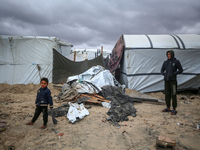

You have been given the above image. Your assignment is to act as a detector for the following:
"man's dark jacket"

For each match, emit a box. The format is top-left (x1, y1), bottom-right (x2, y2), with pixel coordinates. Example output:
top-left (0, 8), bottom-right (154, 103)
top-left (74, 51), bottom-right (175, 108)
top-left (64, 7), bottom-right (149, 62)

top-left (161, 50), bottom-right (183, 81)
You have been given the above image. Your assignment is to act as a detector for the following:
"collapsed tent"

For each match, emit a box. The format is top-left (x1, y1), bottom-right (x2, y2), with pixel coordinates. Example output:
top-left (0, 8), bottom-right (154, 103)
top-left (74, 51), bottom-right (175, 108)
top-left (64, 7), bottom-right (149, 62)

top-left (0, 35), bottom-right (105, 84)
top-left (106, 34), bottom-right (200, 93)
top-left (65, 65), bottom-right (124, 94)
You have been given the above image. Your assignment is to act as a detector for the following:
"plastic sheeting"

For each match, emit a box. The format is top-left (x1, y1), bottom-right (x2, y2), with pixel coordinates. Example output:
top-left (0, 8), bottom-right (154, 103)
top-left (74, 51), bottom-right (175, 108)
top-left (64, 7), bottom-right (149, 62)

top-left (67, 102), bottom-right (89, 124)
top-left (101, 102), bottom-right (111, 108)
top-left (53, 49), bottom-right (105, 84)
top-left (121, 49), bottom-right (200, 92)
top-left (101, 86), bottom-right (138, 123)
top-left (67, 65), bottom-right (123, 93)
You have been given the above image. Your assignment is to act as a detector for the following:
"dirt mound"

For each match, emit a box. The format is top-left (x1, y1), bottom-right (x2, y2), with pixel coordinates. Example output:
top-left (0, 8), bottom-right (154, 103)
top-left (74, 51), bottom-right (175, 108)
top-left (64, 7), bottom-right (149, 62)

top-left (0, 84), bottom-right (40, 94)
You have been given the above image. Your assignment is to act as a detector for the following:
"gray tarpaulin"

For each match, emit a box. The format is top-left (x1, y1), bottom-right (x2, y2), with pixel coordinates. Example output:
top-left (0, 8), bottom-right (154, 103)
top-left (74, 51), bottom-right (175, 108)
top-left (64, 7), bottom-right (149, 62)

top-left (101, 85), bottom-right (141, 123)
top-left (53, 49), bottom-right (105, 84)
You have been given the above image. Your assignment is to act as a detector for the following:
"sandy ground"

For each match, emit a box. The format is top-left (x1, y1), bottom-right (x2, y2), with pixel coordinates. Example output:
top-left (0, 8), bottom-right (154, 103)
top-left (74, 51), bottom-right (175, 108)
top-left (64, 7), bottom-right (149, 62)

top-left (0, 83), bottom-right (200, 150)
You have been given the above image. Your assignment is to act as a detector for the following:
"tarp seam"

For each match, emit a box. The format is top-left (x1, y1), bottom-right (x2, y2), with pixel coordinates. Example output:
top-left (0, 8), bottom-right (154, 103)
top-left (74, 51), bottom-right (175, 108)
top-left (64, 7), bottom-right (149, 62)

top-left (170, 34), bottom-right (180, 49)
top-left (145, 34), bottom-right (153, 48)
top-left (121, 72), bottom-right (200, 76)
top-left (173, 34), bottom-right (186, 49)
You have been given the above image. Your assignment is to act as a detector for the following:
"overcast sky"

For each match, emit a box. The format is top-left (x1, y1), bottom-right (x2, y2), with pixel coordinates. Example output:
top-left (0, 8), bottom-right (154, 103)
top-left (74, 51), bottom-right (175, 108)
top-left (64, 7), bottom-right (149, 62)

top-left (0, 0), bottom-right (200, 50)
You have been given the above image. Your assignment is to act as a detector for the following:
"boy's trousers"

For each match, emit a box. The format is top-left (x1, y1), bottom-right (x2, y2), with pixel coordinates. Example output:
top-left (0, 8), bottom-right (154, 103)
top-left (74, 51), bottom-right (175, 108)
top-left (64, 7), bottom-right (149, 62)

top-left (165, 80), bottom-right (177, 109)
top-left (32, 106), bottom-right (48, 125)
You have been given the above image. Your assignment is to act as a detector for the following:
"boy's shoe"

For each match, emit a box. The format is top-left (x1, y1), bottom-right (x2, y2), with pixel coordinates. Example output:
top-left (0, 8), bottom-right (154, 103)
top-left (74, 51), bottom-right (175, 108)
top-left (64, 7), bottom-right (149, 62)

top-left (162, 108), bottom-right (170, 112)
top-left (40, 125), bottom-right (47, 129)
top-left (26, 121), bottom-right (34, 125)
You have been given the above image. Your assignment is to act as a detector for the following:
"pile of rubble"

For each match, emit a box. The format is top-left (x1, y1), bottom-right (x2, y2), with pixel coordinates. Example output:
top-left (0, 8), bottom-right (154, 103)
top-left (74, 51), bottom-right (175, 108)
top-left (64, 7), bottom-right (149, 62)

top-left (51, 65), bottom-right (162, 125)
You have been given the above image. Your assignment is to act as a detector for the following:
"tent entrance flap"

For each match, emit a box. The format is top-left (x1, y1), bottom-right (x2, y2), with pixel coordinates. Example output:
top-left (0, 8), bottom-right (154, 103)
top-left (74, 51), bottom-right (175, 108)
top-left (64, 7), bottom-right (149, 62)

top-left (106, 35), bottom-right (124, 73)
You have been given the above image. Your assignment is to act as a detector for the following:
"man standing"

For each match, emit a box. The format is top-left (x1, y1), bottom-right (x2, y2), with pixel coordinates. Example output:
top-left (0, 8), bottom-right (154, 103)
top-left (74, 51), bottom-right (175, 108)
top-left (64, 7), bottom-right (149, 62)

top-left (161, 50), bottom-right (183, 115)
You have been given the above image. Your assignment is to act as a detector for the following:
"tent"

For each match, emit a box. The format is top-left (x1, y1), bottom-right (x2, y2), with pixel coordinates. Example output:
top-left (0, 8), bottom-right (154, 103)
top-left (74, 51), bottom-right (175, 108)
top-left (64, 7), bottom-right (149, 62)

top-left (66, 49), bottom-right (111, 62)
top-left (106, 34), bottom-right (200, 93)
top-left (0, 35), bottom-right (104, 84)
top-left (0, 35), bottom-right (74, 84)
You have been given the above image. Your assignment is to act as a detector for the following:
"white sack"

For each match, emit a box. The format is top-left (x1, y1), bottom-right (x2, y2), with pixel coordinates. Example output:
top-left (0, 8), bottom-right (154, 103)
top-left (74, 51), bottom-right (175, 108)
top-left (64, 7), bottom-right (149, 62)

top-left (67, 102), bottom-right (89, 124)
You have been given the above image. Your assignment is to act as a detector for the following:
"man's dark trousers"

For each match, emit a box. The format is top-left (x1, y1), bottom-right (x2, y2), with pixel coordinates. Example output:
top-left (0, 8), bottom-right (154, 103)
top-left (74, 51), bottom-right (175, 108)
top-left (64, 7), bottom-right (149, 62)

top-left (165, 80), bottom-right (177, 109)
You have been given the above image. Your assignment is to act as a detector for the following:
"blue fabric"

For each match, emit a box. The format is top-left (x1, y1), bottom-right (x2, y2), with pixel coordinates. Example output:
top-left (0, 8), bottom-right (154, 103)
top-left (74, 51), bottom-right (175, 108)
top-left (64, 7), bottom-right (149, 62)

top-left (171, 110), bottom-right (177, 115)
top-left (163, 108), bottom-right (170, 112)
top-left (35, 87), bottom-right (53, 108)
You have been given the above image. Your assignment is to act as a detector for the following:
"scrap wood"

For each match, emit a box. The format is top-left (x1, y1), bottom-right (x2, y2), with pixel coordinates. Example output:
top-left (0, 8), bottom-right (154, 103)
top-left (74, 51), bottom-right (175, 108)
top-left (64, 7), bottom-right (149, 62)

top-left (85, 99), bottom-right (101, 104)
top-left (73, 94), bottom-right (82, 101)
top-left (81, 94), bottom-right (110, 103)
top-left (137, 100), bottom-right (164, 105)
top-left (81, 94), bottom-right (104, 99)
top-left (90, 94), bottom-right (106, 100)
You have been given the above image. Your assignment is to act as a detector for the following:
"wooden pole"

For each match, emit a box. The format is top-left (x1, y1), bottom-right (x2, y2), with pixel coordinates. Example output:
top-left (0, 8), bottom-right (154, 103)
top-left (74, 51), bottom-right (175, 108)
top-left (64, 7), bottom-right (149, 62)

top-left (74, 51), bottom-right (76, 62)
top-left (101, 46), bottom-right (103, 54)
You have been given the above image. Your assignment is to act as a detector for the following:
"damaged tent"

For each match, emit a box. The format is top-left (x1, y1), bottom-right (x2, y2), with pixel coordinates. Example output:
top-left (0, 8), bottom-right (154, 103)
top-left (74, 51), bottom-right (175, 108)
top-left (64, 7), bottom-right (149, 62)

top-left (0, 35), bottom-right (105, 84)
top-left (53, 50), bottom-right (105, 84)
top-left (106, 34), bottom-right (200, 93)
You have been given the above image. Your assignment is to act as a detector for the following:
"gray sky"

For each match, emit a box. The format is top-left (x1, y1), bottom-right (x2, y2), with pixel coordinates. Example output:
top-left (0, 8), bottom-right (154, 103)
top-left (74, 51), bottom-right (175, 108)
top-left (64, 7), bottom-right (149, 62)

top-left (0, 0), bottom-right (200, 50)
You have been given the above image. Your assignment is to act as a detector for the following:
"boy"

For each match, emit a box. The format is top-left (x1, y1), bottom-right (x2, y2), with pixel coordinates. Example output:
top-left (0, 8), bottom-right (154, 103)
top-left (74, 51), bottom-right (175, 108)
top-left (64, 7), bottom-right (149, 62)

top-left (161, 50), bottom-right (183, 115)
top-left (26, 77), bottom-right (53, 129)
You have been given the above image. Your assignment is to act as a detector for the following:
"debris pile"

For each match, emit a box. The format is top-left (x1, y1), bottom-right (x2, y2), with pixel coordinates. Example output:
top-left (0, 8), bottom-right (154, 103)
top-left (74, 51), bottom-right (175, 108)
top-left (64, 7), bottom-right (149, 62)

top-left (52, 65), bottom-right (162, 125)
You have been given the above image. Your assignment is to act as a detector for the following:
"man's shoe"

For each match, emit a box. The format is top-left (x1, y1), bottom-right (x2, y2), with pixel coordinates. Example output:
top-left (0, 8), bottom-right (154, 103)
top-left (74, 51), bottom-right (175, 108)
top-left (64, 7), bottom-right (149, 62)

top-left (40, 125), bottom-right (47, 129)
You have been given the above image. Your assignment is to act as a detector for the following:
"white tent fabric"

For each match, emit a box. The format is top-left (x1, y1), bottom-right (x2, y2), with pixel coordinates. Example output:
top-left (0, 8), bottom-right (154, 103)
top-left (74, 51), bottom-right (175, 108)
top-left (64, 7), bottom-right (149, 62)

top-left (123, 34), bottom-right (200, 49)
top-left (120, 34), bottom-right (200, 92)
top-left (67, 65), bottom-right (105, 83)
top-left (67, 65), bottom-right (123, 93)
top-left (0, 36), bottom-right (72, 84)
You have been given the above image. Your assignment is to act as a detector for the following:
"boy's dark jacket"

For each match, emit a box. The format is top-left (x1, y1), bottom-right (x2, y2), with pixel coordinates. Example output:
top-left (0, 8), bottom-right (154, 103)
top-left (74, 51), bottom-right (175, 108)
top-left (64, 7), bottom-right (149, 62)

top-left (161, 50), bottom-right (183, 81)
top-left (35, 87), bottom-right (53, 108)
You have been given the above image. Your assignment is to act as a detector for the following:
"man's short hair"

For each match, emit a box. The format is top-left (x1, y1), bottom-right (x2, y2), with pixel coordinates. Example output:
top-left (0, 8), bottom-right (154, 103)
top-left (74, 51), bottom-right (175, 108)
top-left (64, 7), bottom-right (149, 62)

top-left (41, 77), bottom-right (49, 84)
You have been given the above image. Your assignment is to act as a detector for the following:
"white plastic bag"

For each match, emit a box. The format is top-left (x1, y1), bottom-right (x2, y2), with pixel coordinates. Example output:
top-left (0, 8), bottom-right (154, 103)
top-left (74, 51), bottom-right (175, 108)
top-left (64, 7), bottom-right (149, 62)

top-left (67, 102), bottom-right (89, 123)
top-left (101, 102), bottom-right (111, 109)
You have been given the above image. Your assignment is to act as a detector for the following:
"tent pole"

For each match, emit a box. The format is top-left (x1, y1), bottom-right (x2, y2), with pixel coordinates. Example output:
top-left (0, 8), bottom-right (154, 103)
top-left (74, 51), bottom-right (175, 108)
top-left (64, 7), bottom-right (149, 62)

top-left (74, 51), bottom-right (76, 62)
